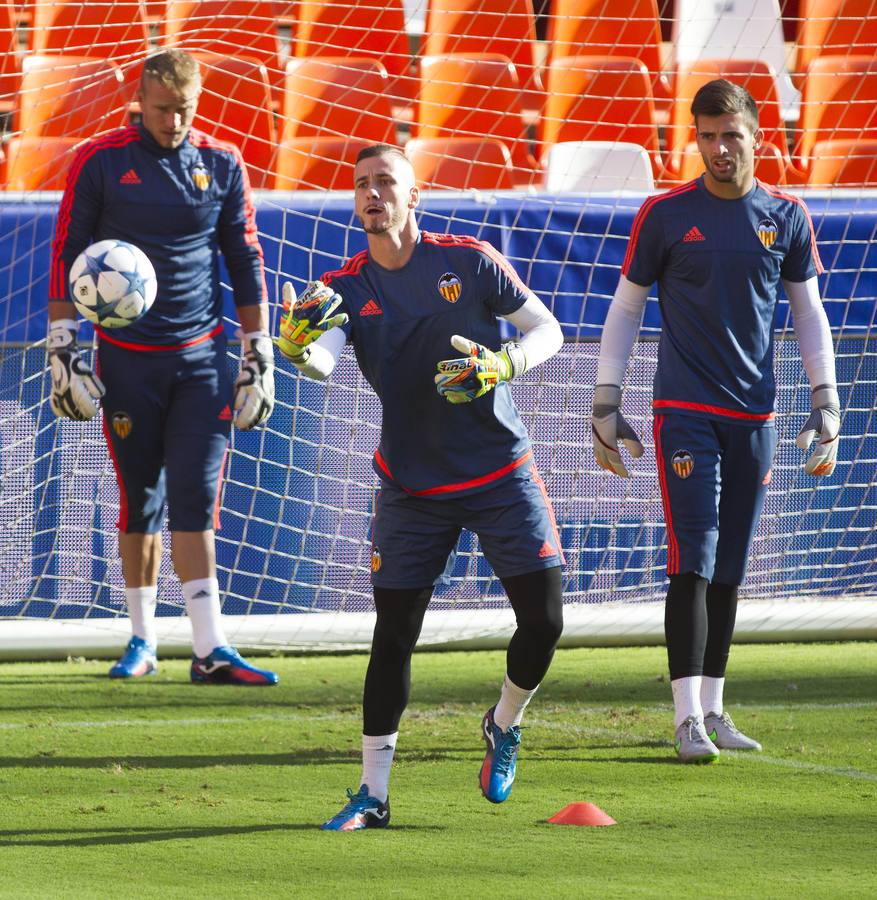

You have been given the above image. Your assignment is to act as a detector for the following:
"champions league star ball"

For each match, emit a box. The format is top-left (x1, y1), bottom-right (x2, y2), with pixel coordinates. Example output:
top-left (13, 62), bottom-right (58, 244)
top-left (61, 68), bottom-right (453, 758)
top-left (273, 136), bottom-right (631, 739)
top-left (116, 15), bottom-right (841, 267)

top-left (68, 239), bottom-right (157, 328)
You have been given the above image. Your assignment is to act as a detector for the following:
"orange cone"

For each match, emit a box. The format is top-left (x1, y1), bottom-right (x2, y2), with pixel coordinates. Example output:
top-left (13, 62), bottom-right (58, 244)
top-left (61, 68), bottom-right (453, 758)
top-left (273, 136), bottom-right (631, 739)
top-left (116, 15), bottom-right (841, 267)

top-left (548, 802), bottom-right (617, 826)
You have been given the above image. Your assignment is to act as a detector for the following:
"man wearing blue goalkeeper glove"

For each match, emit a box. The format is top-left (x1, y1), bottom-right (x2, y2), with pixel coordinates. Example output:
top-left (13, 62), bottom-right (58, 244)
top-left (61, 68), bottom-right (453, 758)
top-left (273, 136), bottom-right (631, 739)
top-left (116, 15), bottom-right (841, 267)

top-left (280, 144), bottom-right (565, 831)
top-left (595, 80), bottom-right (839, 763)
top-left (47, 50), bottom-right (277, 687)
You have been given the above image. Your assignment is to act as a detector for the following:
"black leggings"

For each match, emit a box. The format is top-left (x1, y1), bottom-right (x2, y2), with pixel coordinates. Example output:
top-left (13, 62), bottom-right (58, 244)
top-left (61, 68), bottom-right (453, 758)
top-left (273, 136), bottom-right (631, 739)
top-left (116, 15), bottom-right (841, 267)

top-left (664, 573), bottom-right (739, 679)
top-left (363, 566), bottom-right (564, 736)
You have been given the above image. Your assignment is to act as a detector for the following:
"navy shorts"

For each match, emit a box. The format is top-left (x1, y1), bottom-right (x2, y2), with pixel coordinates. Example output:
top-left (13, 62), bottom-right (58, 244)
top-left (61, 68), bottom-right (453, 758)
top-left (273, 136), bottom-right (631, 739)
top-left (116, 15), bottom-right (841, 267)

top-left (653, 412), bottom-right (778, 586)
top-left (370, 463), bottom-right (564, 589)
top-left (98, 336), bottom-right (232, 534)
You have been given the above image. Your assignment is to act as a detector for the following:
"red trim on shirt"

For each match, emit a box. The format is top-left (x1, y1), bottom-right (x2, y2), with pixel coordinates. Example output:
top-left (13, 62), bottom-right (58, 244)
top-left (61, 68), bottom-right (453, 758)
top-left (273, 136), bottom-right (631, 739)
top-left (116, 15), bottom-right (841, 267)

top-left (622, 181), bottom-right (699, 276)
top-left (51, 127), bottom-right (141, 299)
top-left (756, 179), bottom-right (824, 275)
top-left (422, 231), bottom-right (530, 294)
top-left (97, 322), bottom-right (224, 352)
top-left (323, 250), bottom-right (369, 284)
top-left (374, 449), bottom-right (534, 496)
top-left (653, 414), bottom-right (678, 574)
top-left (652, 399), bottom-right (776, 421)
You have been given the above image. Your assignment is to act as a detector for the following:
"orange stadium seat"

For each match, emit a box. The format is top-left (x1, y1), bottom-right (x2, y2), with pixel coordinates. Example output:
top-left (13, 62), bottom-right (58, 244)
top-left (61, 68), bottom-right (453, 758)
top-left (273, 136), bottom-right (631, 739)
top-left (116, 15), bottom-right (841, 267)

top-left (796, 1), bottom-right (877, 76)
top-left (422, 0), bottom-right (543, 111)
top-left (4, 136), bottom-right (81, 190)
top-left (31, 0), bottom-right (150, 67)
top-left (807, 139), bottom-right (877, 187)
top-left (192, 53), bottom-right (277, 189)
top-left (163, 1), bottom-right (284, 97)
top-left (17, 55), bottom-right (129, 139)
top-left (0, 0), bottom-right (18, 113)
top-left (539, 56), bottom-right (661, 175)
top-left (415, 54), bottom-right (537, 183)
top-left (405, 137), bottom-right (515, 189)
top-left (546, 0), bottom-right (671, 106)
top-left (293, 0), bottom-right (415, 106)
top-left (666, 59), bottom-right (793, 177)
top-left (281, 58), bottom-right (397, 145)
top-left (796, 55), bottom-right (877, 168)
top-left (676, 139), bottom-right (788, 185)
top-left (274, 136), bottom-right (372, 190)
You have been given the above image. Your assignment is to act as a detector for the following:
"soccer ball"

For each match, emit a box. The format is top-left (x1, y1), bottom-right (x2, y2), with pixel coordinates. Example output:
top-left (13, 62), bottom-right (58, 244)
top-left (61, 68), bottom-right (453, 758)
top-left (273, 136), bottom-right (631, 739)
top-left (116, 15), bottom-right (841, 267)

top-left (68, 239), bottom-right (157, 329)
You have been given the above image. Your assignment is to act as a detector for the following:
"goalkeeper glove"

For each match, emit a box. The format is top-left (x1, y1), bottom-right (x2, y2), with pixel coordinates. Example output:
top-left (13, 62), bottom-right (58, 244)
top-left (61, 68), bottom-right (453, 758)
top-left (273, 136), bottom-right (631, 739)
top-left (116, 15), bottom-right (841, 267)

top-left (591, 383), bottom-right (644, 478)
top-left (47, 319), bottom-right (105, 421)
top-left (435, 334), bottom-right (526, 404)
top-left (233, 332), bottom-right (275, 430)
top-left (276, 280), bottom-right (349, 363)
top-left (796, 384), bottom-right (840, 477)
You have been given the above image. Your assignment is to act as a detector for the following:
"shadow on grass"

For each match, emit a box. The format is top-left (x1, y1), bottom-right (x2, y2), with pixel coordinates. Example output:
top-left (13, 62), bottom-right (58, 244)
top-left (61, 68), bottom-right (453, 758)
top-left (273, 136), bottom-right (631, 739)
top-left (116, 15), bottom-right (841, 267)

top-left (0, 822), bottom-right (443, 846)
top-left (0, 748), bottom-right (362, 768)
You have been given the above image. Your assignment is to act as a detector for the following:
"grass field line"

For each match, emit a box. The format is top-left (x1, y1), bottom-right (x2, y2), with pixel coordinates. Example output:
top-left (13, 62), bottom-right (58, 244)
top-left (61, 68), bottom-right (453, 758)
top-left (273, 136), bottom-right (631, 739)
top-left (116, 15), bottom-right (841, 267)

top-left (722, 752), bottom-right (877, 782)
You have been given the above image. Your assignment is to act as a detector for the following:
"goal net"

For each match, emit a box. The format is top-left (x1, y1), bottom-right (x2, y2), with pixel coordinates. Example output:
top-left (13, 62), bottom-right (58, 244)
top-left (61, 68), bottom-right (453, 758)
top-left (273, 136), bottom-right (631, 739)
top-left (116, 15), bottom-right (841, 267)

top-left (1, 0), bottom-right (876, 657)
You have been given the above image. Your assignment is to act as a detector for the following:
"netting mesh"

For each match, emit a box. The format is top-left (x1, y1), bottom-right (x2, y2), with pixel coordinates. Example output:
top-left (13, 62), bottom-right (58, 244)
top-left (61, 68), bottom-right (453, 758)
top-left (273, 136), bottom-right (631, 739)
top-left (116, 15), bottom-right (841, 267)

top-left (1, 1), bottom-right (876, 649)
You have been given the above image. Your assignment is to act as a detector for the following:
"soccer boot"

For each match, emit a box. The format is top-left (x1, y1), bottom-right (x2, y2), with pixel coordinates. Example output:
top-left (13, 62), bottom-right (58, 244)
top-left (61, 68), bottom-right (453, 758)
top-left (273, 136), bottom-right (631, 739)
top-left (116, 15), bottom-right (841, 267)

top-left (320, 785), bottom-right (390, 831)
top-left (190, 645), bottom-right (279, 685)
top-left (479, 706), bottom-right (522, 803)
top-left (108, 636), bottom-right (157, 679)
top-left (674, 715), bottom-right (720, 764)
top-left (704, 711), bottom-right (762, 751)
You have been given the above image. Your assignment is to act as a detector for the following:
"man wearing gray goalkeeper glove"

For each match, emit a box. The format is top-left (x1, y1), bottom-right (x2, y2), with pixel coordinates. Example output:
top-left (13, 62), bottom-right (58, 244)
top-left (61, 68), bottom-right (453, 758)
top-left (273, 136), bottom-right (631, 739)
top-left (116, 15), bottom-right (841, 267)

top-left (595, 81), bottom-right (840, 764)
top-left (47, 319), bottom-right (106, 421)
top-left (233, 332), bottom-right (275, 430)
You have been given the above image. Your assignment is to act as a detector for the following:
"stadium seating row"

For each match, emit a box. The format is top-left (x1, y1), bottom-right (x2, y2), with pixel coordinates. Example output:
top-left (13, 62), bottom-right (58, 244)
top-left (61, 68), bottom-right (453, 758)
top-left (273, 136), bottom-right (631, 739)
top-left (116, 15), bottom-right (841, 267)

top-left (2, 49), bottom-right (875, 190)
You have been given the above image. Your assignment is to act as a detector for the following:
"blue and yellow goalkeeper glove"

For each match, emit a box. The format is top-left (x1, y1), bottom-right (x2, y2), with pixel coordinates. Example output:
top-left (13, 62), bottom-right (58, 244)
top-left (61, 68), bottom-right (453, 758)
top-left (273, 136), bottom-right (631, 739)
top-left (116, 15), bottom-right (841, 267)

top-left (435, 334), bottom-right (526, 404)
top-left (276, 280), bottom-right (348, 363)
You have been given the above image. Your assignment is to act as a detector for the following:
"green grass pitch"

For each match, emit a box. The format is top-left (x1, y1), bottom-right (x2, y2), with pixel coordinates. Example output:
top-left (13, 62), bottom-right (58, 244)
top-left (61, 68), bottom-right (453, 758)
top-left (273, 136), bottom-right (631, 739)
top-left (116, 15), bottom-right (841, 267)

top-left (0, 642), bottom-right (874, 898)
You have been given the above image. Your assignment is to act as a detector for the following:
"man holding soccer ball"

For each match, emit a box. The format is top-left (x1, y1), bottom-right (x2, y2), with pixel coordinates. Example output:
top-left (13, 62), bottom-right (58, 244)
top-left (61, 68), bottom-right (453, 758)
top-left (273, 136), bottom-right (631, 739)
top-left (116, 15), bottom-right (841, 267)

top-left (47, 49), bottom-right (278, 685)
top-left (277, 144), bottom-right (565, 829)
top-left (592, 80), bottom-right (839, 762)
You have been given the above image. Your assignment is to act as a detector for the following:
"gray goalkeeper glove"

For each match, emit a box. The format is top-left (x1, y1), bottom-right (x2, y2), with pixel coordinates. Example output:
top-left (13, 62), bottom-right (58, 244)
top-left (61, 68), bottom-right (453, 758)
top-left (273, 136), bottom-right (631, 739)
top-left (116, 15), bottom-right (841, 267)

top-left (234, 333), bottom-right (275, 430)
top-left (47, 319), bottom-right (105, 421)
top-left (591, 383), bottom-right (644, 478)
top-left (796, 384), bottom-right (840, 477)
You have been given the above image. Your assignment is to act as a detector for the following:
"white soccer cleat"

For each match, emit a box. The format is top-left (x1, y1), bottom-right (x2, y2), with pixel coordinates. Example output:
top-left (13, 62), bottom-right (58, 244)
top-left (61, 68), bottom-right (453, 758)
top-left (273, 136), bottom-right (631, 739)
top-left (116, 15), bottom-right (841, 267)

top-left (704, 711), bottom-right (762, 751)
top-left (674, 715), bottom-right (720, 764)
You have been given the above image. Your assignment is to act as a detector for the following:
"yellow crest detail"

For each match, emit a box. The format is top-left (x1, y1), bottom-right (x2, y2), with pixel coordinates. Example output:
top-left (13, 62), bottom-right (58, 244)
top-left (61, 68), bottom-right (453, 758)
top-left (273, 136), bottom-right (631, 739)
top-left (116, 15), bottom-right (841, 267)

top-left (671, 449), bottom-right (694, 479)
top-left (438, 272), bottom-right (462, 303)
top-left (192, 165), bottom-right (211, 190)
top-left (371, 547), bottom-right (382, 573)
top-left (756, 218), bottom-right (778, 249)
top-left (112, 412), bottom-right (132, 439)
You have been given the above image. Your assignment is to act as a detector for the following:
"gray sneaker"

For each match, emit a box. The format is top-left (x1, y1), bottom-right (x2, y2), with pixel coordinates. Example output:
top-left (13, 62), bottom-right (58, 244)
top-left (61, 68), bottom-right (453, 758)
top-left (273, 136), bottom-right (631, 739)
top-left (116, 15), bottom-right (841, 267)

top-left (704, 711), bottom-right (762, 751)
top-left (674, 715), bottom-right (720, 764)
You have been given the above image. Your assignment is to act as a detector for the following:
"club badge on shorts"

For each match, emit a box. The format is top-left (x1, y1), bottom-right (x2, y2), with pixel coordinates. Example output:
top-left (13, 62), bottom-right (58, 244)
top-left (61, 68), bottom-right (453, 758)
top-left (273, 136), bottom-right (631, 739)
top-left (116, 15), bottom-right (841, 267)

top-left (756, 218), bottom-right (778, 249)
top-left (191, 163), bottom-right (211, 191)
top-left (111, 411), bottom-right (132, 439)
top-left (671, 449), bottom-right (694, 479)
top-left (437, 272), bottom-right (462, 303)
top-left (371, 546), bottom-right (382, 573)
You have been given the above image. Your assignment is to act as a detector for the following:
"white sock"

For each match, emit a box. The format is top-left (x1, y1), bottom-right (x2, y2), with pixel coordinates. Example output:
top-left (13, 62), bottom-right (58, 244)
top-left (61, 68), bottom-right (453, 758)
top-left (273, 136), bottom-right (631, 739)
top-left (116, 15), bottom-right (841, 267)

top-left (125, 585), bottom-right (158, 649)
top-left (671, 676), bottom-right (704, 728)
top-left (494, 674), bottom-right (538, 732)
top-left (182, 577), bottom-right (228, 658)
top-left (360, 732), bottom-right (398, 803)
top-left (701, 676), bottom-right (725, 717)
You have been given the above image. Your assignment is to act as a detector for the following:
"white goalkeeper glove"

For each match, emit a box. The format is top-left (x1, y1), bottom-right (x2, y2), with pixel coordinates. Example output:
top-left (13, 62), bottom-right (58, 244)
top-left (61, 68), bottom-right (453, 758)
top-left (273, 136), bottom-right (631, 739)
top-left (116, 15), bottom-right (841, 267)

top-left (234, 332), bottom-right (275, 430)
top-left (796, 384), bottom-right (840, 477)
top-left (435, 335), bottom-right (526, 404)
top-left (276, 280), bottom-right (349, 364)
top-left (591, 383), bottom-right (644, 478)
top-left (47, 319), bottom-right (105, 421)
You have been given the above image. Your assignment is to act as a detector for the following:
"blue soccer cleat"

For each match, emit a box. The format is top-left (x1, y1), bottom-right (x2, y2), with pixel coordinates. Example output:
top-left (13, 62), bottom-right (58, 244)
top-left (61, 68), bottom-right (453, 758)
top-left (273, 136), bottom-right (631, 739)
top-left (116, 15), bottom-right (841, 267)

top-left (109, 636), bottom-right (157, 679)
top-left (480, 706), bottom-right (522, 803)
top-left (190, 645), bottom-right (278, 685)
top-left (320, 785), bottom-right (390, 832)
